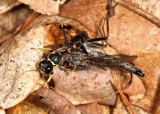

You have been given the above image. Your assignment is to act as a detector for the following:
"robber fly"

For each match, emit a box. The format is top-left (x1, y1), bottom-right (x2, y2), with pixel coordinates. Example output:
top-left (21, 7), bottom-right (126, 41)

top-left (63, 51), bottom-right (144, 77)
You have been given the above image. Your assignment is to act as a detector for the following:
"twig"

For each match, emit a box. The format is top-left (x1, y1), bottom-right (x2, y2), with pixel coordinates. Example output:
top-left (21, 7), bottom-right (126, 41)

top-left (113, 78), bottom-right (135, 114)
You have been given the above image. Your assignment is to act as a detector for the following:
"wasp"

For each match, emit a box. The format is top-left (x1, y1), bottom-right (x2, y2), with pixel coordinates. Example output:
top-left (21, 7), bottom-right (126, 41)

top-left (38, 30), bottom-right (108, 82)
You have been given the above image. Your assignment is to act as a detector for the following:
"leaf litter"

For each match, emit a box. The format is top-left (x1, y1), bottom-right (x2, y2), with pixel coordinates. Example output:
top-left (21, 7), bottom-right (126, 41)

top-left (30, 87), bottom-right (80, 114)
top-left (59, 0), bottom-right (160, 113)
top-left (0, 14), bottom-right (44, 109)
top-left (1, 0), bottom-right (159, 113)
top-left (18, 0), bottom-right (67, 15)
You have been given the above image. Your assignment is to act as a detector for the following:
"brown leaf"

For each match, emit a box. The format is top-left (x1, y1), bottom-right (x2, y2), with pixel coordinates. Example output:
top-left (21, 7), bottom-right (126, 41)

top-left (6, 87), bottom-right (79, 114)
top-left (134, 53), bottom-right (160, 113)
top-left (0, 16), bottom-right (44, 109)
top-left (107, 6), bottom-right (160, 55)
top-left (76, 103), bottom-right (110, 114)
top-left (34, 87), bottom-right (80, 114)
top-left (155, 104), bottom-right (160, 114)
top-left (113, 0), bottom-right (160, 27)
top-left (0, 108), bottom-right (5, 114)
top-left (6, 98), bottom-right (50, 114)
top-left (123, 75), bottom-right (145, 103)
top-left (115, 0), bottom-right (160, 19)
top-left (60, 0), bottom-right (160, 54)
top-left (114, 96), bottom-right (150, 114)
top-left (53, 66), bottom-right (117, 106)
top-left (113, 53), bottom-right (160, 113)
top-left (0, 0), bottom-right (21, 15)
top-left (60, 0), bottom-right (107, 34)
top-left (0, 5), bottom-right (32, 39)
top-left (18, 0), bottom-right (66, 15)
top-left (60, 1), bottom-right (159, 112)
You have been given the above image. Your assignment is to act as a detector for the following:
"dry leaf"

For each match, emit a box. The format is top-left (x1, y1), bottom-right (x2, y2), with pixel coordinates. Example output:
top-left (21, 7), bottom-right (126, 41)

top-left (1, 0), bottom-right (158, 112)
top-left (0, 15), bottom-right (44, 109)
top-left (112, 53), bottom-right (160, 113)
top-left (76, 103), bottom-right (110, 114)
top-left (60, 0), bottom-right (160, 54)
top-left (60, 0), bottom-right (107, 34)
top-left (114, 0), bottom-right (160, 19)
top-left (114, 97), bottom-right (149, 114)
top-left (60, 0), bottom-right (159, 113)
top-left (113, 0), bottom-right (160, 27)
top-left (155, 104), bottom-right (160, 114)
top-left (6, 98), bottom-right (50, 114)
top-left (0, 108), bottom-right (5, 114)
top-left (134, 53), bottom-right (160, 113)
top-left (123, 75), bottom-right (145, 103)
top-left (18, 0), bottom-right (66, 15)
top-left (53, 66), bottom-right (117, 106)
top-left (0, 5), bottom-right (32, 39)
top-left (107, 6), bottom-right (160, 55)
top-left (7, 87), bottom-right (81, 114)
top-left (0, 0), bottom-right (21, 15)
top-left (34, 87), bottom-right (80, 114)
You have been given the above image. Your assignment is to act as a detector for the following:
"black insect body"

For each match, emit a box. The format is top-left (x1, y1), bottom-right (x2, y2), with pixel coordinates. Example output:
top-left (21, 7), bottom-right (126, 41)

top-left (57, 31), bottom-right (107, 54)
top-left (56, 31), bottom-right (89, 54)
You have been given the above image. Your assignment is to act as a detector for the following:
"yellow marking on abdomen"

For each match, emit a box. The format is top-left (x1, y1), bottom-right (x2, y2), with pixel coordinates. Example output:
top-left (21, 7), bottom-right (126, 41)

top-left (73, 45), bottom-right (77, 49)
top-left (67, 49), bottom-right (71, 53)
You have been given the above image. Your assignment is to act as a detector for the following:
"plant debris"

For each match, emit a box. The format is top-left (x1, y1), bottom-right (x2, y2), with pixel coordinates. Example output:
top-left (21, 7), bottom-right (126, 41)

top-left (0, 0), bottom-right (160, 113)
top-left (18, 0), bottom-right (67, 15)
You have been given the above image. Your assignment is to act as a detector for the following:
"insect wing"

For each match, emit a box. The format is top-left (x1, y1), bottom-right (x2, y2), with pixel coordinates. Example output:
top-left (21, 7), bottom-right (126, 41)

top-left (103, 54), bottom-right (138, 63)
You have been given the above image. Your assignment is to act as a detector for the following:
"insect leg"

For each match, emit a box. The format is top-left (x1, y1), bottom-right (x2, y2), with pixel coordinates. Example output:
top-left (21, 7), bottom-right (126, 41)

top-left (62, 27), bottom-right (73, 41)
top-left (63, 61), bottom-right (77, 70)
top-left (87, 37), bottom-right (107, 42)
top-left (82, 43), bottom-right (107, 57)
top-left (47, 73), bottom-right (53, 83)
top-left (105, 0), bottom-right (119, 37)
top-left (60, 24), bottom-right (68, 43)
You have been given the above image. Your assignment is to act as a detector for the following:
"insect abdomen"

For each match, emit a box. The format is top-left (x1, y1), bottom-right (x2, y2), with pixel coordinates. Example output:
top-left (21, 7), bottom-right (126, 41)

top-left (119, 63), bottom-right (144, 77)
